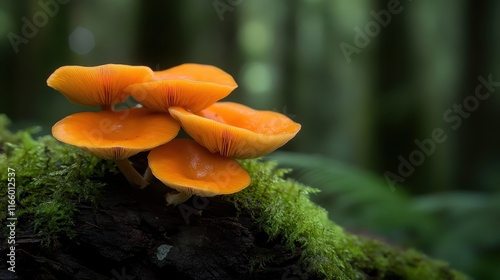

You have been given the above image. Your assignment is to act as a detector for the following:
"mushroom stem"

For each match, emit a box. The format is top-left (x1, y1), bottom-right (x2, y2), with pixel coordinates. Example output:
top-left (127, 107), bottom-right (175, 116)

top-left (101, 104), bottom-right (113, 111)
top-left (143, 167), bottom-right (154, 183)
top-left (165, 192), bottom-right (193, 205)
top-left (115, 159), bottom-right (149, 189)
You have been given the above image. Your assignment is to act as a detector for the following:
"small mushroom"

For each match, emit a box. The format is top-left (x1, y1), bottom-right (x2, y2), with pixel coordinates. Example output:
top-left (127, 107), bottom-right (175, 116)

top-left (124, 63), bottom-right (237, 113)
top-left (52, 107), bottom-right (180, 188)
top-left (47, 64), bottom-right (154, 110)
top-left (168, 102), bottom-right (301, 159)
top-left (148, 138), bottom-right (251, 205)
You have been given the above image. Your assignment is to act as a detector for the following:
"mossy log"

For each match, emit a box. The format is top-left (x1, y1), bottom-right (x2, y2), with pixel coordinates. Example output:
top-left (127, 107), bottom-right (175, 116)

top-left (0, 117), bottom-right (469, 280)
top-left (1, 178), bottom-right (310, 280)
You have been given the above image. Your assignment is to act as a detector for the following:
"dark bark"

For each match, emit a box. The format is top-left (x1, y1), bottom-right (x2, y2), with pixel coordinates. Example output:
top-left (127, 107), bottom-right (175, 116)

top-left (1, 174), bottom-right (315, 280)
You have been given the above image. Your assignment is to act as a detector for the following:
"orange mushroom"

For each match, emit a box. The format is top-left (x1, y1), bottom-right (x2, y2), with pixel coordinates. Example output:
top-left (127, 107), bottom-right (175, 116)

top-left (47, 64), bottom-right (154, 110)
top-left (148, 139), bottom-right (251, 205)
top-left (124, 63), bottom-right (237, 113)
top-left (52, 107), bottom-right (180, 188)
top-left (168, 102), bottom-right (301, 159)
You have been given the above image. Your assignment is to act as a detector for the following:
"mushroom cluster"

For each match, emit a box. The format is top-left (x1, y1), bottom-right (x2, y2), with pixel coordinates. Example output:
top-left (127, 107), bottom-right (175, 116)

top-left (48, 63), bottom-right (301, 205)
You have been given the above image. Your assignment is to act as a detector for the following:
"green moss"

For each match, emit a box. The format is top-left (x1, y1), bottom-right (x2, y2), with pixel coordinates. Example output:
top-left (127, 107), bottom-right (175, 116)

top-left (0, 115), bottom-right (115, 245)
top-left (0, 115), bottom-right (469, 279)
top-left (228, 159), bottom-right (470, 280)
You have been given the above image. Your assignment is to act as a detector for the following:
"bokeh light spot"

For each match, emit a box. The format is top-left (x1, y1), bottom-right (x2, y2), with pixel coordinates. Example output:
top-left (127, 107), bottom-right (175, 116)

top-left (68, 27), bottom-right (95, 55)
top-left (241, 62), bottom-right (275, 96)
top-left (239, 20), bottom-right (270, 56)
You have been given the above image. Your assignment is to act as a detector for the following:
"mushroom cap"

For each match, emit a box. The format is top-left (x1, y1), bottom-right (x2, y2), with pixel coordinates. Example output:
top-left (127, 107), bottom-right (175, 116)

top-left (148, 139), bottom-right (251, 196)
top-left (52, 107), bottom-right (180, 160)
top-left (168, 102), bottom-right (301, 159)
top-left (47, 64), bottom-right (154, 108)
top-left (124, 63), bottom-right (237, 113)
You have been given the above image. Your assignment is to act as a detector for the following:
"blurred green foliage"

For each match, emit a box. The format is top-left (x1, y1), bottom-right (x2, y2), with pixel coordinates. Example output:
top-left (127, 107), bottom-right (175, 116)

top-left (270, 152), bottom-right (500, 280)
top-left (1, 0), bottom-right (499, 279)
